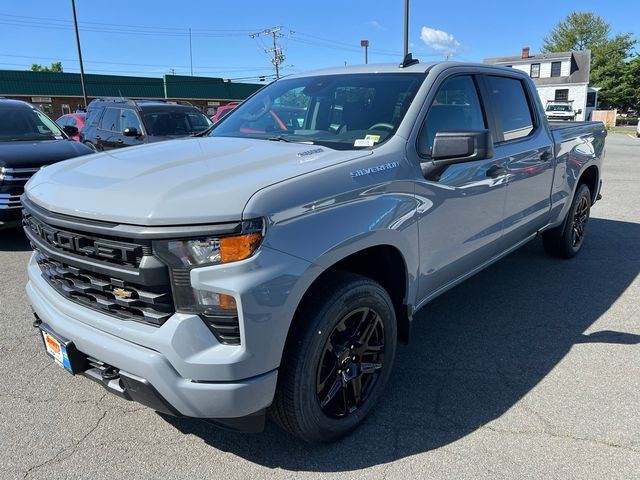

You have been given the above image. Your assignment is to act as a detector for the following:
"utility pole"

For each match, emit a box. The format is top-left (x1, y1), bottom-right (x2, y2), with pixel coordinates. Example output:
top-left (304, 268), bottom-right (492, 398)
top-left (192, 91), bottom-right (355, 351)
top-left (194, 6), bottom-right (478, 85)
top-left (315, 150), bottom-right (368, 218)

top-left (189, 28), bottom-right (193, 76)
top-left (403, 0), bottom-right (409, 56)
top-left (70, 0), bottom-right (88, 109)
top-left (360, 40), bottom-right (369, 64)
top-left (250, 27), bottom-right (285, 80)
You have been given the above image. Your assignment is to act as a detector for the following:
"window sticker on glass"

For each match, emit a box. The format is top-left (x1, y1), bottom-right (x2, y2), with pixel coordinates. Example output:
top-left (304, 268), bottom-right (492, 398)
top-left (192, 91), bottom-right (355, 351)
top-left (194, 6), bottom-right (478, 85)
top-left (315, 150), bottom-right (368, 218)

top-left (354, 138), bottom-right (375, 147)
top-left (365, 134), bottom-right (381, 143)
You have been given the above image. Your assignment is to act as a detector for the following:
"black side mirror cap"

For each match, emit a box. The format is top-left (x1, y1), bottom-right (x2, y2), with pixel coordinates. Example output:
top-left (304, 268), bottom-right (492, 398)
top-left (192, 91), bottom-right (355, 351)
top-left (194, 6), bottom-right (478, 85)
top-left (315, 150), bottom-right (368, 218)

top-left (62, 125), bottom-right (79, 137)
top-left (430, 130), bottom-right (493, 166)
top-left (123, 127), bottom-right (140, 137)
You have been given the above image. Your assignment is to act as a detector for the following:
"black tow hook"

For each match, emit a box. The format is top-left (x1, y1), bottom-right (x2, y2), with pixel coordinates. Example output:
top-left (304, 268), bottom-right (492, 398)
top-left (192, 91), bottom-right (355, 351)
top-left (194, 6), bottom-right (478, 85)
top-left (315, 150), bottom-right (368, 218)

top-left (101, 366), bottom-right (120, 381)
top-left (32, 311), bottom-right (42, 328)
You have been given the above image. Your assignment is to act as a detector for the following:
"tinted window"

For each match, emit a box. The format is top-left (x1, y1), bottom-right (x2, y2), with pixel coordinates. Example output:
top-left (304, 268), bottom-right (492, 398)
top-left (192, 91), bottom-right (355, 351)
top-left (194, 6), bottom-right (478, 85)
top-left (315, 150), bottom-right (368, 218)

top-left (142, 109), bottom-right (211, 136)
top-left (120, 109), bottom-right (141, 131)
top-left (100, 108), bottom-right (120, 131)
top-left (551, 62), bottom-right (562, 77)
top-left (486, 76), bottom-right (534, 141)
top-left (418, 75), bottom-right (486, 156)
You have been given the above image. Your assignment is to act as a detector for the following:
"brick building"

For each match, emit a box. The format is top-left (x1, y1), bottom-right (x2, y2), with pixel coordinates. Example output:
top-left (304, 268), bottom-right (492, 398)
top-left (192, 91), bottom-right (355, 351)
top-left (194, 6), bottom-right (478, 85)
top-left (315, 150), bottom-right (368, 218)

top-left (0, 70), bottom-right (264, 118)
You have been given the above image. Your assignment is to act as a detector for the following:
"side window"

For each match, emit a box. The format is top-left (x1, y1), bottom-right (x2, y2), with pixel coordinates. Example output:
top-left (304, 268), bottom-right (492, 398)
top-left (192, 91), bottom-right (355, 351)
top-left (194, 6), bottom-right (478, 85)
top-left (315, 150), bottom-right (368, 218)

top-left (120, 109), bottom-right (142, 131)
top-left (99, 108), bottom-right (120, 132)
top-left (418, 75), bottom-right (485, 156)
top-left (486, 76), bottom-right (534, 142)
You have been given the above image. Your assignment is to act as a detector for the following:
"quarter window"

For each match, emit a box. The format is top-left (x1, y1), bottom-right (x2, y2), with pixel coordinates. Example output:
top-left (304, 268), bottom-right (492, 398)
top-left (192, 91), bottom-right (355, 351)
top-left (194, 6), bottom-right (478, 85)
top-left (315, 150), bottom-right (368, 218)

top-left (486, 76), bottom-right (534, 142)
top-left (418, 75), bottom-right (486, 156)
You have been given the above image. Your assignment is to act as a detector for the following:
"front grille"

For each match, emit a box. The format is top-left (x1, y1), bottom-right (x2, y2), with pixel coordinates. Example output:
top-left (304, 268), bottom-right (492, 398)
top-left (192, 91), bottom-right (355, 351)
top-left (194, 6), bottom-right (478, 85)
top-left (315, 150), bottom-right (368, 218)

top-left (0, 167), bottom-right (39, 210)
top-left (35, 251), bottom-right (174, 326)
top-left (24, 213), bottom-right (146, 268)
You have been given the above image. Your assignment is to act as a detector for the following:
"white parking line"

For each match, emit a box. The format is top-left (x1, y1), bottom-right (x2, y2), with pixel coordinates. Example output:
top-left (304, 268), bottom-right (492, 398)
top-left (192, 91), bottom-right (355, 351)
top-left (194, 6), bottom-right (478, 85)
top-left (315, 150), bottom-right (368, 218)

top-left (628, 134), bottom-right (638, 140)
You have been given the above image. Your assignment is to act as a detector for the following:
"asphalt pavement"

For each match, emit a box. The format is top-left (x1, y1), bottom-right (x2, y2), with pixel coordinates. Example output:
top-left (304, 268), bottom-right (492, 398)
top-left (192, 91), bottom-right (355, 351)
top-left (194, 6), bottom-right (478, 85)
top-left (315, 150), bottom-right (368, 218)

top-left (1, 133), bottom-right (638, 479)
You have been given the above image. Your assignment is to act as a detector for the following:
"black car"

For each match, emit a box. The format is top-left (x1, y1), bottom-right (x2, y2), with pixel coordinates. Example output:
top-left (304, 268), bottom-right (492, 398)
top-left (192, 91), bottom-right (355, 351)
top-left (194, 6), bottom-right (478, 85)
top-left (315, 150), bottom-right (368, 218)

top-left (0, 98), bottom-right (93, 229)
top-left (81, 98), bottom-right (212, 151)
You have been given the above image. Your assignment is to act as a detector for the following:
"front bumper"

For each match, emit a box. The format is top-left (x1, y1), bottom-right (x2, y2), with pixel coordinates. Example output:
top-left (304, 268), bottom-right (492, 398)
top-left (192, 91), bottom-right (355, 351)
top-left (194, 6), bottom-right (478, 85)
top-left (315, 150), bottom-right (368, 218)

top-left (26, 245), bottom-right (313, 421)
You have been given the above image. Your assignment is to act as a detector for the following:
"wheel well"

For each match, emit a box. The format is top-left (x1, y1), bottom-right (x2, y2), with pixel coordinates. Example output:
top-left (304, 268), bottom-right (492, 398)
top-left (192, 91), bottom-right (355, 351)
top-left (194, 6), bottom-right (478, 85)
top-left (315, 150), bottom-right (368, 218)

top-left (579, 166), bottom-right (598, 203)
top-left (293, 245), bottom-right (410, 344)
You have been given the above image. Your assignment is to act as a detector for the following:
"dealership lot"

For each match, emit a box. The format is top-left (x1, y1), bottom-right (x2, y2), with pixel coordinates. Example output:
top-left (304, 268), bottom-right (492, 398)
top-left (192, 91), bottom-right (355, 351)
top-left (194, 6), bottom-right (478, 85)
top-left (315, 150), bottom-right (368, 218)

top-left (0, 133), bottom-right (638, 479)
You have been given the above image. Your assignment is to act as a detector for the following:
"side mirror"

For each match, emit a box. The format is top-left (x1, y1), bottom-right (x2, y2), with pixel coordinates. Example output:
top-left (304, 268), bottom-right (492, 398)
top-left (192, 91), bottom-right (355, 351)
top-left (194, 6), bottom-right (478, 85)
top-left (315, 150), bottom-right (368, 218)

top-left (62, 125), bottom-right (79, 137)
top-left (575, 109), bottom-right (582, 115)
top-left (430, 130), bottom-right (493, 165)
top-left (123, 127), bottom-right (140, 137)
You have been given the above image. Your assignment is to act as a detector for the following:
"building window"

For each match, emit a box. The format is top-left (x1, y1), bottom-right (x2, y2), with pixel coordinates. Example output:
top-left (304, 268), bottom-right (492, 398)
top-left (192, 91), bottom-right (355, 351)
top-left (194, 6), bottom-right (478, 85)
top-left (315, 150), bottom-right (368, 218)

top-left (586, 92), bottom-right (596, 107)
top-left (551, 61), bottom-right (562, 77)
top-left (555, 89), bottom-right (569, 102)
top-left (61, 104), bottom-right (71, 115)
top-left (530, 63), bottom-right (540, 78)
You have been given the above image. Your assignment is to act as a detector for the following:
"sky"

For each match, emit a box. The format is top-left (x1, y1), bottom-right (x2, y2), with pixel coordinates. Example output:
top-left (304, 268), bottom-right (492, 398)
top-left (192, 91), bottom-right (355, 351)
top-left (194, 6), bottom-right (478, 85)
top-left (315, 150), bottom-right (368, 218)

top-left (0, 0), bottom-right (638, 83)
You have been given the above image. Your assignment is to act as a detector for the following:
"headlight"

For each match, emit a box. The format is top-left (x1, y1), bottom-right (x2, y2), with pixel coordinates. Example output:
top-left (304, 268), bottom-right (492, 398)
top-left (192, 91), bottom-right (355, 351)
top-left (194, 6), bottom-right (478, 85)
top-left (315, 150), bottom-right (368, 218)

top-left (153, 219), bottom-right (264, 268)
top-left (153, 218), bottom-right (265, 345)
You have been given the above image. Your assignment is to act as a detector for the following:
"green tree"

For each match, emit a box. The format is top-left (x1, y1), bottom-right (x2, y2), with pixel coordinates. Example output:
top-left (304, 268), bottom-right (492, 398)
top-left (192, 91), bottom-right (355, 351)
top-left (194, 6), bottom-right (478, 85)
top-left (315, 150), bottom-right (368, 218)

top-left (30, 62), bottom-right (63, 72)
top-left (542, 12), bottom-right (637, 109)
top-left (542, 12), bottom-right (610, 52)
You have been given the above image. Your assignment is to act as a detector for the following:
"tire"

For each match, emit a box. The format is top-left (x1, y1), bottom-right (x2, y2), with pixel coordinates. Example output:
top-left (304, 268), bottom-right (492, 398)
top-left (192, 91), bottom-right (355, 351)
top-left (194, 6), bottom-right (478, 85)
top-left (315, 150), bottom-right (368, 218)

top-left (270, 272), bottom-right (397, 443)
top-left (542, 183), bottom-right (592, 258)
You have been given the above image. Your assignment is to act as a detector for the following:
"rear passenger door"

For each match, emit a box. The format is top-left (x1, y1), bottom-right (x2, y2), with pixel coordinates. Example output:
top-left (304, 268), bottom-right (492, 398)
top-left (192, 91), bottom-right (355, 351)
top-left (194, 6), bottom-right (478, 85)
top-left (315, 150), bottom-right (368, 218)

top-left (97, 107), bottom-right (121, 150)
top-left (483, 75), bottom-right (555, 244)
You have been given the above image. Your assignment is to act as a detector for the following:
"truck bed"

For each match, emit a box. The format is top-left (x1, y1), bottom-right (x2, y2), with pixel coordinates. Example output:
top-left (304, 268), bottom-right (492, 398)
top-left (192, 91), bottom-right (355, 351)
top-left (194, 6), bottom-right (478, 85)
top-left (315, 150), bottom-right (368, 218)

top-left (549, 120), bottom-right (606, 143)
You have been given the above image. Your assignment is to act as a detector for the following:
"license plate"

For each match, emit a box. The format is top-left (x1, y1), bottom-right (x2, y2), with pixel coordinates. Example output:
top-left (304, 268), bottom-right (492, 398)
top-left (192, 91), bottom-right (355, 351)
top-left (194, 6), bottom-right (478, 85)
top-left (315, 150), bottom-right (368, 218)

top-left (41, 330), bottom-right (73, 372)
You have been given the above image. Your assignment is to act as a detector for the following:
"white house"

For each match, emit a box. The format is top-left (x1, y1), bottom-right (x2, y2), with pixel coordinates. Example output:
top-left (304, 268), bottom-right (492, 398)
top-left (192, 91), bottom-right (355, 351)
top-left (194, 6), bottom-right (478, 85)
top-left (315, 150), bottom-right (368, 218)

top-left (484, 47), bottom-right (599, 121)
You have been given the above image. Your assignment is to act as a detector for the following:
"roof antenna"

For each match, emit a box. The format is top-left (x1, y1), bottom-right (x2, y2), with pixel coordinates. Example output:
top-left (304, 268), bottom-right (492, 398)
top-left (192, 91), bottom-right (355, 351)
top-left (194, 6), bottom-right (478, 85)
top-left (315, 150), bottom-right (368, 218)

top-left (399, 52), bottom-right (419, 68)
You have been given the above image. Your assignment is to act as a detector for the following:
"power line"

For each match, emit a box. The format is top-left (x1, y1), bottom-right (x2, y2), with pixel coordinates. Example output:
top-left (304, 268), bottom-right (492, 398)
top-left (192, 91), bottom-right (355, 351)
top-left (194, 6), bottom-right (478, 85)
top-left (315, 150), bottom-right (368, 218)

top-left (250, 27), bottom-right (286, 80)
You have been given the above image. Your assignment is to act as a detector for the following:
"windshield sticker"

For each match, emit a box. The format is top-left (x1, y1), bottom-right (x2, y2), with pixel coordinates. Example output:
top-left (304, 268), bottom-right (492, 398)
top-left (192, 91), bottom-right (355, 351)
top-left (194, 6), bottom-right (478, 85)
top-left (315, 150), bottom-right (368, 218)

top-left (364, 134), bottom-right (381, 143)
top-left (354, 138), bottom-right (375, 147)
top-left (351, 161), bottom-right (400, 178)
top-left (54, 135), bottom-right (64, 140)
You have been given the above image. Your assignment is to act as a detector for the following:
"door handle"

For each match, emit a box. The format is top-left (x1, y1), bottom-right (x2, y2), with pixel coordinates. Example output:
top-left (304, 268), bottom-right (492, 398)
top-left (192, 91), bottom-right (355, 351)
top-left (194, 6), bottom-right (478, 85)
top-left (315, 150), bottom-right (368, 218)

top-left (116, 139), bottom-right (124, 144)
top-left (540, 150), bottom-right (553, 162)
top-left (486, 165), bottom-right (506, 178)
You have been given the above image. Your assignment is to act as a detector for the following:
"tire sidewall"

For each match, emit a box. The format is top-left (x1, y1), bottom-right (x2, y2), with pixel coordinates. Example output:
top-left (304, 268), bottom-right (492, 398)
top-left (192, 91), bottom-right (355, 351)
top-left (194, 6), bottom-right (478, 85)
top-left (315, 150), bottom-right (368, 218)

top-left (563, 184), bottom-right (591, 255)
top-left (294, 280), bottom-right (397, 441)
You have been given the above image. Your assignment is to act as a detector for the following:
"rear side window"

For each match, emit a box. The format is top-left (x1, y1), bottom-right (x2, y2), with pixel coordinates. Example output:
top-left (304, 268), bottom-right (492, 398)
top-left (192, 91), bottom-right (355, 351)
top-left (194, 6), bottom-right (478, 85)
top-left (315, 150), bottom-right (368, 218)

top-left (486, 76), bottom-right (534, 142)
top-left (100, 107), bottom-right (121, 132)
top-left (418, 75), bottom-right (486, 156)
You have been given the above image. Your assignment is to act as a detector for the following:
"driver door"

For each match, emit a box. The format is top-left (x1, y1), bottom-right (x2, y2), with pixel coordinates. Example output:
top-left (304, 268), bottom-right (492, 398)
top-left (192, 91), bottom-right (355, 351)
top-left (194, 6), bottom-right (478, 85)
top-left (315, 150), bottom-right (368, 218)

top-left (412, 74), bottom-right (509, 302)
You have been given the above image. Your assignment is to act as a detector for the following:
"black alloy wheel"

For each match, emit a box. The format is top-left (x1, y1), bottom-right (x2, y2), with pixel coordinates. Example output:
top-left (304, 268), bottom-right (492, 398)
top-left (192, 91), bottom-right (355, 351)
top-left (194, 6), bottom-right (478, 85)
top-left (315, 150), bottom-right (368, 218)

top-left (316, 306), bottom-right (385, 418)
top-left (571, 194), bottom-right (590, 248)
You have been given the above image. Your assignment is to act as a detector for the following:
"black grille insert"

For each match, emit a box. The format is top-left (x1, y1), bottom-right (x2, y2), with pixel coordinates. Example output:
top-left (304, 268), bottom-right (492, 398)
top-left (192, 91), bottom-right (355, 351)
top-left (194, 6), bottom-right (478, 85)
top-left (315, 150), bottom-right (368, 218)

top-left (35, 251), bottom-right (174, 326)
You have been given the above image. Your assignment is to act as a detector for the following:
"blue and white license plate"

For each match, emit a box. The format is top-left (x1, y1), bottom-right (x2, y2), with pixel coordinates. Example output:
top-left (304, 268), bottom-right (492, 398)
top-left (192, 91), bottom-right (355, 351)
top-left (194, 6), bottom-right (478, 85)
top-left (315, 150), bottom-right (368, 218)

top-left (41, 330), bottom-right (73, 372)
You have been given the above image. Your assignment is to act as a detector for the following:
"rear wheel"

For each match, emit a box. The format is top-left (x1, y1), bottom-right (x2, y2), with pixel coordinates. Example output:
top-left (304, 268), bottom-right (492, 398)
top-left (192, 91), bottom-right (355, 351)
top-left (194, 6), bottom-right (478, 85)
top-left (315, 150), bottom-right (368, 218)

top-left (542, 183), bottom-right (592, 258)
top-left (270, 272), bottom-right (397, 443)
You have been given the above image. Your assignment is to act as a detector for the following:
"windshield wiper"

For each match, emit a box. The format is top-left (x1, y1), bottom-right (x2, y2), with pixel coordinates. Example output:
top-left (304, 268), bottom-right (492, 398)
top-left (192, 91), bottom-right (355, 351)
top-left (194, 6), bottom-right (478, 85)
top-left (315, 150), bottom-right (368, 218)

top-left (267, 136), bottom-right (314, 144)
top-left (192, 125), bottom-right (215, 137)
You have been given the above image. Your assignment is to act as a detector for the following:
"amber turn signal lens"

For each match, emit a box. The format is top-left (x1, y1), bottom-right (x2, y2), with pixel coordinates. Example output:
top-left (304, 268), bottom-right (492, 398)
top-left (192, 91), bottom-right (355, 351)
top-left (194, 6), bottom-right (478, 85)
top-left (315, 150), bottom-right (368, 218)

top-left (219, 232), bottom-right (262, 263)
top-left (219, 293), bottom-right (237, 311)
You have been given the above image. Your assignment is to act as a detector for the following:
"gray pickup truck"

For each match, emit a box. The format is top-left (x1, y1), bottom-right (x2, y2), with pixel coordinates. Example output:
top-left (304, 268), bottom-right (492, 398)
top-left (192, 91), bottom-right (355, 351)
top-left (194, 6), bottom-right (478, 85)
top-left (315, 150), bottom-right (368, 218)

top-left (23, 60), bottom-right (605, 443)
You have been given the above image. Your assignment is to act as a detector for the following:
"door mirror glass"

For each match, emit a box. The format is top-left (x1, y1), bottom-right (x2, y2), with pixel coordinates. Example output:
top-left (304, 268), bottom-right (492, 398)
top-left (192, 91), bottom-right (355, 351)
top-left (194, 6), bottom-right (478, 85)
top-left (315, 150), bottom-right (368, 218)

top-left (123, 127), bottom-right (139, 137)
top-left (62, 125), bottom-right (79, 137)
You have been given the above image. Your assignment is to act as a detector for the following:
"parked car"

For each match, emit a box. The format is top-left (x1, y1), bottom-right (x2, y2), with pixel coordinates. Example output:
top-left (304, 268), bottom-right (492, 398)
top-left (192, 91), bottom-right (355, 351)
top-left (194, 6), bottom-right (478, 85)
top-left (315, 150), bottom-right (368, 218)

top-left (212, 103), bottom-right (239, 123)
top-left (55, 113), bottom-right (86, 141)
top-left (545, 101), bottom-right (578, 121)
top-left (81, 98), bottom-right (212, 151)
top-left (23, 61), bottom-right (606, 442)
top-left (0, 99), bottom-right (93, 229)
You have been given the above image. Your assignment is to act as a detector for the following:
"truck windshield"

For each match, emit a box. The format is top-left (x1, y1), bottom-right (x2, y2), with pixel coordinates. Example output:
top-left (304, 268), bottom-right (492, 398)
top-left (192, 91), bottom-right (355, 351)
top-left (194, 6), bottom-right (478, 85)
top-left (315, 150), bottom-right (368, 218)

top-left (546, 105), bottom-right (572, 112)
top-left (210, 73), bottom-right (425, 149)
top-left (0, 107), bottom-right (65, 142)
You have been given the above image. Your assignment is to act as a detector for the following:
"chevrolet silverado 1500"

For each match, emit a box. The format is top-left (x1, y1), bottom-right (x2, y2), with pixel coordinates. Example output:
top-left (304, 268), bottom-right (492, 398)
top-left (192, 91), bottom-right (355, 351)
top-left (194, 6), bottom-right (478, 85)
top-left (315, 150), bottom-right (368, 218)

top-left (23, 60), bottom-right (605, 443)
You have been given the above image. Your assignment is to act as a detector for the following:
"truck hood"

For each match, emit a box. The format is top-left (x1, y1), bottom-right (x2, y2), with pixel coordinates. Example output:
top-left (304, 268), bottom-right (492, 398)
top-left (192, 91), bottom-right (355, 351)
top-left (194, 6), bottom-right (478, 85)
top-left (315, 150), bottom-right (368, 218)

top-left (25, 136), bottom-right (371, 225)
top-left (0, 139), bottom-right (92, 168)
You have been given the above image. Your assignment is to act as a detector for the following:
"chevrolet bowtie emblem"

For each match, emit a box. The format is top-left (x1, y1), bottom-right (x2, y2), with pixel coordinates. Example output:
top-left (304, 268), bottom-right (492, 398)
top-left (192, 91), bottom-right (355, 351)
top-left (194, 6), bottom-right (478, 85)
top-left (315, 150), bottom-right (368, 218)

top-left (113, 288), bottom-right (133, 299)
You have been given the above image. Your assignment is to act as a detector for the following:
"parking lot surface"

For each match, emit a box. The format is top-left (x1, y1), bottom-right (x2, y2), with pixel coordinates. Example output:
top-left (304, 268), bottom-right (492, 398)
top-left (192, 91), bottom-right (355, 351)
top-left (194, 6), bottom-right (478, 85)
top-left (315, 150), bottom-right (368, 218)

top-left (1, 133), bottom-right (638, 479)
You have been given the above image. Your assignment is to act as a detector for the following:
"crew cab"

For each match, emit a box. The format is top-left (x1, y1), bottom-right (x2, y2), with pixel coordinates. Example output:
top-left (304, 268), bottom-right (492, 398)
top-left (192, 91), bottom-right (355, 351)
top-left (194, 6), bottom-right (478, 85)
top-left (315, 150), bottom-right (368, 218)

top-left (23, 60), bottom-right (605, 442)
top-left (0, 99), bottom-right (92, 229)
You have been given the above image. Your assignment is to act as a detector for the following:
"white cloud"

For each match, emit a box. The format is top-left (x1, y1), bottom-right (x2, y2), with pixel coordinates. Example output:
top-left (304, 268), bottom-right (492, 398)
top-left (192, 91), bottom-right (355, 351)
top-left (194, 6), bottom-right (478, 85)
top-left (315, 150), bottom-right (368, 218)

top-left (369, 20), bottom-right (385, 30)
top-left (419, 26), bottom-right (461, 55)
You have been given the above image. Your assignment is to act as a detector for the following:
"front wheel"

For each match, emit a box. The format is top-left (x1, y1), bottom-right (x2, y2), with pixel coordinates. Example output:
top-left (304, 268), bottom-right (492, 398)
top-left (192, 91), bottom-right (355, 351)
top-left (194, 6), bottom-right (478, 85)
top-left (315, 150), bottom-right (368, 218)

top-left (270, 272), bottom-right (397, 443)
top-left (542, 183), bottom-right (592, 258)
